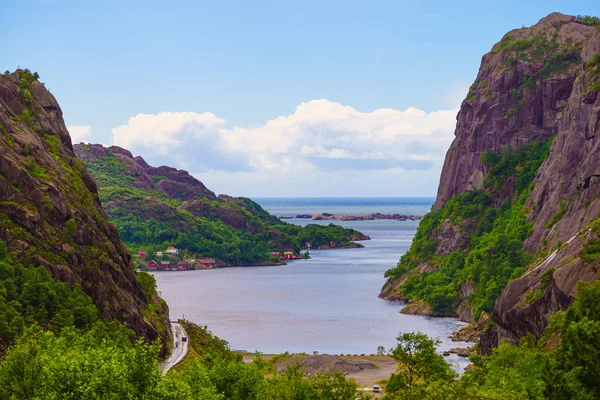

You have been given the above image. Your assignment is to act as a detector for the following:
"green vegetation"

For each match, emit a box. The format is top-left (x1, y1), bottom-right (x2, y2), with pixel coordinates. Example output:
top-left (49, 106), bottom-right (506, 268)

top-left (495, 29), bottom-right (581, 81)
top-left (381, 280), bottom-right (600, 399)
top-left (580, 217), bottom-right (600, 261)
top-left (79, 145), bottom-right (366, 265)
top-left (539, 47), bottom-right (580, 80)
top-left (463, 280), bottom-right (600, 399)
top-left (587, 53), bottom-right (600, 92)
top-left (0, 317), bottom-right (370, 399)
top-left (505, 103), bottom-right (521, 118)
top-left (578, 15), bottom-right (600, 27)
top-left (386, 332), bottom-right (455, 397)
top-left (16, 69), bottom-right (39, 91)
top-left (0, 240), bottom-right (100, 352)
top-left (28, 158), bottom-right (47, 179)
top-left (384, 139), bottom-right (553, 318)
top-left (14, 109), bottom-right (36, 124)
top-left (523, 73), bottom-right (537, 90)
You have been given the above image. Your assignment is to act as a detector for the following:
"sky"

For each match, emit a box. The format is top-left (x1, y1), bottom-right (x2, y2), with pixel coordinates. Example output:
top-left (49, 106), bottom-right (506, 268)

top-left (2, 1), bottom-right (599, 197)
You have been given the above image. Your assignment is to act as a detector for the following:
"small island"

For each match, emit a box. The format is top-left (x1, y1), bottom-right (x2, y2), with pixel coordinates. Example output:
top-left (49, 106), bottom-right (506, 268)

top-left (279, 213), bottom-right (423, 221)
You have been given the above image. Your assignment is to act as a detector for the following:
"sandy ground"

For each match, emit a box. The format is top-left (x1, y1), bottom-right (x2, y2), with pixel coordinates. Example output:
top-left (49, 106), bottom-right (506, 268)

top-left (243, 354), bottom-right (395, 397)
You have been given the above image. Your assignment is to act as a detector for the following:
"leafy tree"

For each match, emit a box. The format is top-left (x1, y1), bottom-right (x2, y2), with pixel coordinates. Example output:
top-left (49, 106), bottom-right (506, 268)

top-left (387, 332), bottom-right (455, 395)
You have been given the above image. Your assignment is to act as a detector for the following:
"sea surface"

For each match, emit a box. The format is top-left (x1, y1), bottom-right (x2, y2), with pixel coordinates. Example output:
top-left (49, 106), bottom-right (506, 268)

top-left (154, 198), bottom-right (473, 371)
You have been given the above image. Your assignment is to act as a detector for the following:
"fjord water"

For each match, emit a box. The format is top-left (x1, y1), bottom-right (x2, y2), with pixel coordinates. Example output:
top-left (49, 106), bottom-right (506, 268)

top-left (154, 198), bottom-right (471, 370)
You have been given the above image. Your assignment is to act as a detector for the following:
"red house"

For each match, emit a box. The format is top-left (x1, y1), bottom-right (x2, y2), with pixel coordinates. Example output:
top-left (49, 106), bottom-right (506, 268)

top-left (160, 261), bottom-right (171, 271)
top-left (147, 261), bottom-right (158, 271)
top-left (139, 249), bottom-right (147, 258)
top-left (329, 241), bottom-right (336, 248)
top-left (176, 261), bottom-right (189, 271)
top-left (270, 252), bottom-right (282, 257)
top-left (198, 258), bottom-right (216, 268)
top-left (284, 252), bottom-right (294, 259)
top-left (304, 242), bottom-right (312, 249)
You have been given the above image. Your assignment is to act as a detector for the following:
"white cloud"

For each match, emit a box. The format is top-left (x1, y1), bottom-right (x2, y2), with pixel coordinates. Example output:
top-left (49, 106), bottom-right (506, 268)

top-left (109, 99), bottom-right (459, 196)
top-left (67, 125), bottom-right (93, 143)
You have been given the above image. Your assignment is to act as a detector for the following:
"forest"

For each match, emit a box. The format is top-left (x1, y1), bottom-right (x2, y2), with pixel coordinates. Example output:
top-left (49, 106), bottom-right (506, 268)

top-left (79, 145), bottom-right (367, 265)
top-left (384, 139), bottom-right (554, 318)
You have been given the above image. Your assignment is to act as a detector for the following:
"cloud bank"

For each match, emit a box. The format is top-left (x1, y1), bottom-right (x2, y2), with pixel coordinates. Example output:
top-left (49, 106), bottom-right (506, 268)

top-left (110, 100), bottom-right (458, 186)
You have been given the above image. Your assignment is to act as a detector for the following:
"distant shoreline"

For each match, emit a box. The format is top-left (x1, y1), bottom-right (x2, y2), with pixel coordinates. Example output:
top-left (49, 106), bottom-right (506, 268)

top-left (277, 212), bottom-right (423, 222)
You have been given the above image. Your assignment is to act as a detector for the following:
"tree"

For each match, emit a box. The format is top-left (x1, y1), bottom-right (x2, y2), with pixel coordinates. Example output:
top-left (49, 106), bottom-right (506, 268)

top-left (387, 332), bottom-right (455, 395)
top-left (377, 345), bottom-right (386, 356)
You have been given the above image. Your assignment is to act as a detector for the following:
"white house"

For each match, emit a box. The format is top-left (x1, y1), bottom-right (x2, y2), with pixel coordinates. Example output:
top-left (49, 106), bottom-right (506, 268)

top-left (156, 251), bottom-right (163, 257)
top-left (166, 246), bottom-right (178, 255)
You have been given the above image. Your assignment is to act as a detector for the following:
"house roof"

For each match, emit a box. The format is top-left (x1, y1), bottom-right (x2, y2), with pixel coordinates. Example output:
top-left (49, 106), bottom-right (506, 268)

top-left (160, 261), bottom-right (171, 265)
top-left (167, 246), bottom-right (177, 250)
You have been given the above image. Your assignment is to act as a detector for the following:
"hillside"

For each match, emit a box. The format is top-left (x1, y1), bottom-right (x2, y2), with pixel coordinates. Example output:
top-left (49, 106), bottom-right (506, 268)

top-left (73, 143), bottom-right (369, 265)
top-left (380, 13), bottom-right (600, 352)
top-left (0, 69), bottom-right (170, 349)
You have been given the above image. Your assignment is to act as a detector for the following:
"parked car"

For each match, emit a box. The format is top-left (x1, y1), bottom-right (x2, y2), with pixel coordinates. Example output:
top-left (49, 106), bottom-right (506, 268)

top-left (373, 384), bottom-right (380, 393)
top-left (182, 336), bottom-right (187, 342)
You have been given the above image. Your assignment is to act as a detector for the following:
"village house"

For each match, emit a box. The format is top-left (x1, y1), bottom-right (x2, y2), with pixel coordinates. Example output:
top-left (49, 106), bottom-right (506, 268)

top-left (329, 241), bottom-right (336, 248)
top-left (156, 251), bottom-right (163, 257)
top-left (270, 251), bottom-right (282, 257)
top-left (284, 252), bottom-right (294, 259)
top-left (176, 261), bottom-right (189, 271)
top-left (147, 260), bottom-right (158, 271)
top-left (198, 258), bottom-right (216, 268)
top-left (166, 246), bottom-right (178, 255)
top-left (139, 249), bottom-right (147, 258)
top-left (304, 242), bottom-right (312, 249)
top-left (160, 261), bottom-right (171, 271)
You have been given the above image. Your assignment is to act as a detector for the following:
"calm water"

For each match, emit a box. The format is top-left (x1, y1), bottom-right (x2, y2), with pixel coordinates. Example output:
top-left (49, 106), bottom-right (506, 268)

top-left (154, 198), bottom-right (472, 371)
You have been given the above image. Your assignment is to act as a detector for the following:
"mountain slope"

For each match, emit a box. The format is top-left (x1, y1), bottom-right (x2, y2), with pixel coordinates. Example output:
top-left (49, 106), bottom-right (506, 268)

top-left (380, 13), bottom-right (600, 351)
top-left (74, 143), bottom-right (369, 265)
top-left (0, 70), bottom-right (170, 346)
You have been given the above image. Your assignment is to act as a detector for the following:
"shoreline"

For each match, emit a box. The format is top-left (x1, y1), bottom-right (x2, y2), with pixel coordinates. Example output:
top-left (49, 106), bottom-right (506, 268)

top-left (279, 213), bottom-right (423, 222)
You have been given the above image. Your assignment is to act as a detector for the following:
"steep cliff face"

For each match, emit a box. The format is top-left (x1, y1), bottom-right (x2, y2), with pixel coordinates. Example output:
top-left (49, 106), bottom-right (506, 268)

top-left (0, 70), bottom-right (170, 346)
top-left (484, 16), bottom-right (600, 350)
top-left (381, 13), bottom-right (600, 350)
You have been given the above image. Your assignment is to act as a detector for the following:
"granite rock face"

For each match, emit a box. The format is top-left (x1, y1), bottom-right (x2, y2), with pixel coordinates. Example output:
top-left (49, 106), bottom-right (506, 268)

top-left (382, 13), bottom-right (600, 351)
top-left (0, 71), bottom-right (170, 347)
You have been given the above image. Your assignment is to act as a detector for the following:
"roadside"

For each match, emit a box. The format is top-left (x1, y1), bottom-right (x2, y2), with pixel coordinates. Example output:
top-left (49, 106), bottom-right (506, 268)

top-left (159, 322), bottom-right (189, 375)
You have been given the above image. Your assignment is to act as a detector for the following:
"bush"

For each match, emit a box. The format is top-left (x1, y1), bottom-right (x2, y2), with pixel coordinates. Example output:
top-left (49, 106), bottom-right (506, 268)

top-left (578, 15), bottom-right (600, 27)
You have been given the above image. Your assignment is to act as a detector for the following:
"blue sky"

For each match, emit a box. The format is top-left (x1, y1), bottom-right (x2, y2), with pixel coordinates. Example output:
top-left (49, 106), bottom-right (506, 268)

top-left (2, 0), bottom-right (599, 197)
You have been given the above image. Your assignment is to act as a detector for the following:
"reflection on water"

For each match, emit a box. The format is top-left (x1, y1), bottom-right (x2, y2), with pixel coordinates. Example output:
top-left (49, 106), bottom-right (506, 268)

top-left (153, 219), bottom-right (472, 371)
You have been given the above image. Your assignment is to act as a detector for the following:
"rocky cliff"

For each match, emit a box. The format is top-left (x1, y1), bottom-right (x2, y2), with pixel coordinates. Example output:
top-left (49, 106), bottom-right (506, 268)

top-left (0, 70), bottom-right (170, 347)
top-left (381, 13), bottom-right (600, 352)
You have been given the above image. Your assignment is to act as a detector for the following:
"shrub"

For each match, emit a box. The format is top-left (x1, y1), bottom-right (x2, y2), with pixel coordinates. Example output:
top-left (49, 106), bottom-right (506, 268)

top-left (578, 15), bottom-right (600, 27)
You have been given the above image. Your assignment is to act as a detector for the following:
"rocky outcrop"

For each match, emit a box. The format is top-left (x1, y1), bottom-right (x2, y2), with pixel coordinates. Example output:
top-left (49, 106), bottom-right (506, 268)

top-left (0, 70), bottom-right (170, 347)
top-left (383, 13), bottom-right (600, 350)
top-left (434, 13), bottom-right (589, 211)
top-left (479, 15), bottom-right (600, 351)
top-left (311, 213), bottom-right (422, 221)
top-left (75, 143), bottom-right (217, 201)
